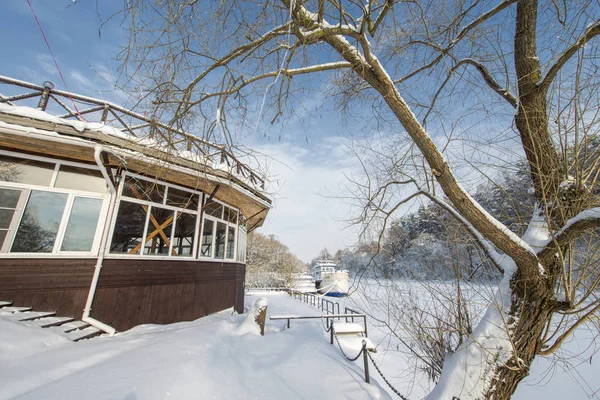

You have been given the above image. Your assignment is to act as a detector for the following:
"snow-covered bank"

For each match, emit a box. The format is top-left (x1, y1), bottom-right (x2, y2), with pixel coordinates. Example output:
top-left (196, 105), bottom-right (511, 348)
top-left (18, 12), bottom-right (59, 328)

top-left (336, 279), bottom-right (600, 399)
top-left (0, 292), bottom-right (388, 400)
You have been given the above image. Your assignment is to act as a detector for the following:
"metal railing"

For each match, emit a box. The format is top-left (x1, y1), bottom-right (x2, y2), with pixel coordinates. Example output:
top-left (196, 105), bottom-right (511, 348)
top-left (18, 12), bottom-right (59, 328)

top-left (0, 75), bottom-right (265, 190)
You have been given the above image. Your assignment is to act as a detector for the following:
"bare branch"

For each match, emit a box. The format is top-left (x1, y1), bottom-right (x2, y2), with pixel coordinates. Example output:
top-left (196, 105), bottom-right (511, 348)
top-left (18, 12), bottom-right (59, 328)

top-left (539, 20), bottom-right (600, 93)
top-left (539, 207), bottom-right (600, 264)
top-left (539, 303), bottom-right (600, 355)
top-left (425, 58), bottom-right (517, 124)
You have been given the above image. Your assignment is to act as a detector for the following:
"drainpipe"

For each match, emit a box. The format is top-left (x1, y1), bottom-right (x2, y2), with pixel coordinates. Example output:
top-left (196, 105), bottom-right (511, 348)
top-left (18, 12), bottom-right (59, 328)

top-left (81, 145), bottom-right (121, 335)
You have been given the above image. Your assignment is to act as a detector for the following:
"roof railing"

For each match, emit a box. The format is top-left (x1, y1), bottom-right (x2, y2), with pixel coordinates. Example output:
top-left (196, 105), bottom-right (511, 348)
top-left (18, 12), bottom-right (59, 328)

top-left (0, 75), bottom-right (265, 190)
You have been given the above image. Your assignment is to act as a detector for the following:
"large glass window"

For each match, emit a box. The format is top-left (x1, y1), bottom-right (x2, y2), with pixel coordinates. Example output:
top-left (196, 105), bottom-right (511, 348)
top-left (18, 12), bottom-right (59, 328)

top-left (11, 191), bottom-right (68, 253)
top-left (0, 188), bottom-right (24, 252)
top-left (172, 211), bottom-right (196, 257)
top-left (204, 201), bottom-right (223, 218)
top-left (167, 187), bottom-right (199, 210)
top-left (55, 166), bottom-right (108, 194)
top-left (0, 153), bottom-right (109, 256)
top-left (110, 201), bottom-right (147, 254)
top-left (226, 226), bottom-right (235, 259)
top-left (200, 219), bottom-right (214, 257)
top-left (226, 208), bottom-right (238, 224)
top-left (106, 174), bottom-right (244, 261)
top-left (0, 155), bottom-right (54, 186)
top-left (143, 206), bottom-right (174, 256)
top-left (215, 221), bottom-right (227, 259)
top-left (122, 175), bottom-right (165, 203)
top-left (237, 224), bottom-right (247, 263)
top-left (61, 197), bottom-right (103, 252)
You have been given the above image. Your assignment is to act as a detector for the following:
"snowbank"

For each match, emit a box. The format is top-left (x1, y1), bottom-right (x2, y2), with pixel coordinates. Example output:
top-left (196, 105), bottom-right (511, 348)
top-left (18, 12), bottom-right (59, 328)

top-left (0, 293), bottom-right (388, 400)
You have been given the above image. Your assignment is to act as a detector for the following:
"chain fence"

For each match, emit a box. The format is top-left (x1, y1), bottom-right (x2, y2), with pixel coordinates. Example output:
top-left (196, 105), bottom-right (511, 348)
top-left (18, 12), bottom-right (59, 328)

top-left (326, 319), bottom-right (410, 399)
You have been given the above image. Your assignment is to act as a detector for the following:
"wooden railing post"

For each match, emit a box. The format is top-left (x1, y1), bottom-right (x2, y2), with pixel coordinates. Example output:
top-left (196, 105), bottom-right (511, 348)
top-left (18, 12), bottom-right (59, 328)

top-left (37, 83), bottom-right (53, 111)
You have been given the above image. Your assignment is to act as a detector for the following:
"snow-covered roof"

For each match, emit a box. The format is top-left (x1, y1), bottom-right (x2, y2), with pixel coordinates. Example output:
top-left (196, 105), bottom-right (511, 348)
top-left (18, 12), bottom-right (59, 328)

top-left (0, 75), bottom-right (271, 229)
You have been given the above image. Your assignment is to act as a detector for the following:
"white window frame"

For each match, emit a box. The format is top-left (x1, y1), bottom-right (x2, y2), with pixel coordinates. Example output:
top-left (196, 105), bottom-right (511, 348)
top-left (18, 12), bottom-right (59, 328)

top-left (0, 150), bottom-right (111, 257)
top-left (106, 172), bottom-right (203, 260)
top-left (198, 196), bottom-right (239, 262)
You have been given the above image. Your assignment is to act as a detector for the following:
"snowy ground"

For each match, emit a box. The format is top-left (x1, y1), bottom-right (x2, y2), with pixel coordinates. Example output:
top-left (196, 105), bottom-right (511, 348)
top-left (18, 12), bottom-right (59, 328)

top-left (335, 279), bottom-right (600, 399)
top-left (1, 285), bottom-right (597, 399)
top-left (0, 292), bottom-right (388, 400)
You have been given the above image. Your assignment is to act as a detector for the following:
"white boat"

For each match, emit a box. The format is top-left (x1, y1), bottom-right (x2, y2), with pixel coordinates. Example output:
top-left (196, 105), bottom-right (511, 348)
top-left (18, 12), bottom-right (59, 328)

top-left (292, 273), bottom-right (317, 293)
top-left (311, 260), bottom-right (349, 297)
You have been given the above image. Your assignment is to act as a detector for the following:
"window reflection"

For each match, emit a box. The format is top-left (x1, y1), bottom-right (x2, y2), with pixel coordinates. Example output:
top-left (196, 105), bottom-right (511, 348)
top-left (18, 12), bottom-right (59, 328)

top-left (110, 201), bottom-right (147, 254)
top-left (237, 224), bottom-right (247, 263)
top-left (11, 191), bottom-right (68, 253)
top-left (55, 166), bottom-right (107, 194)
top-left (201, 219), bottom-right (214, 257)
top-left (0, 188), bottom-right (21, 208)
top-left (226, 226), bottom-right (235, 259)
top-left (122, 176), bottom-right (165, 203)
top-left (61, 197), bottom-right (103, 251)
top-left (215, 221), bottom-right (226, 259)
top-left (0, 155), bottom-right (55, 186)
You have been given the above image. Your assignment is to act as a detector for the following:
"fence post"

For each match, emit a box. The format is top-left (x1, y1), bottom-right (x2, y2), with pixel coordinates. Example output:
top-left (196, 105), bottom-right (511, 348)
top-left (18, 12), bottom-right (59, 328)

top-left (330, 320), bottom-right (334, 344)
top-left (362, 340), bottom-right (370, 384)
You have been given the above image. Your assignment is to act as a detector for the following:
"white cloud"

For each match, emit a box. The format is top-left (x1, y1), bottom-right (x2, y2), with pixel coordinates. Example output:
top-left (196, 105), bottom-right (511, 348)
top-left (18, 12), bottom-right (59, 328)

top-left (70, 70), bottom-right (94, 90)
top-left (253, 140), bottom-right (361, 263)
top-left (35, 53), bottom-right (58, 77)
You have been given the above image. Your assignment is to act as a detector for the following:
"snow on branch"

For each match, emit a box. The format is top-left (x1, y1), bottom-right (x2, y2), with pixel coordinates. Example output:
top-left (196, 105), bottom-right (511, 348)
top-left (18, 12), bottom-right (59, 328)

top-left (419, 191), bottom-right (506, 272)
top-left (538, 207), bottom-right (600, 262)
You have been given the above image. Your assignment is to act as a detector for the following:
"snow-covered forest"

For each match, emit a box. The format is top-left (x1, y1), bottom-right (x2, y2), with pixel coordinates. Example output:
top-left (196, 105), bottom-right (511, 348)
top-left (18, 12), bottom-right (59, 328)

top-left (335, 161), bottom-right (536, 281)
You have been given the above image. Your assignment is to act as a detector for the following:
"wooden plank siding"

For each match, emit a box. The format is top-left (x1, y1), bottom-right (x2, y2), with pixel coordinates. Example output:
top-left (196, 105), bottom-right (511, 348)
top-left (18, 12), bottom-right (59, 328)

top-left (91, 259), bottom-right (245, 331)
top-left (0, 258), bottom-right (96, 319)
top-left (0, 258), bottom-right (246, 331)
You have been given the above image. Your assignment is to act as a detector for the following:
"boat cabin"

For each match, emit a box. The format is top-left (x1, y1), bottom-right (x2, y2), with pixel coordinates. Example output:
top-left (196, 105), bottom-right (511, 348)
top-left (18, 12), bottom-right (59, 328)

top-left (0, 76), bottom-right (271, 333)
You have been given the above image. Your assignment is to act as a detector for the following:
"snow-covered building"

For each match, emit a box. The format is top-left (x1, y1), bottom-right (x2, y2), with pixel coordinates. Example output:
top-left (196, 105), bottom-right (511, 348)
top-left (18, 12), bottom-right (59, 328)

top-left (0, 76), bottom-right (271, 333)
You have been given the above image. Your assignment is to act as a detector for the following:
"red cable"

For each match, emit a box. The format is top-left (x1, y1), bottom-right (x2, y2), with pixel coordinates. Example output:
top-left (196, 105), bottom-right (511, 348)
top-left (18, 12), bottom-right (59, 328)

top-left (26, 0), bottom-right (86, 121)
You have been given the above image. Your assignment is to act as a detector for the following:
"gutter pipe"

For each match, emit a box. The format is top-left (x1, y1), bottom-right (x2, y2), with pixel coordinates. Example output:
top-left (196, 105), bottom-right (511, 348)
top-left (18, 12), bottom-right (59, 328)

top-left (81, 145), bottom-right (120, 335)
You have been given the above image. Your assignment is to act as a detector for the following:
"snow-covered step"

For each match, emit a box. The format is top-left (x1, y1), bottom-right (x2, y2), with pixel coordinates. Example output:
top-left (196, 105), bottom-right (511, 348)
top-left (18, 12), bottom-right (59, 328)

top-left (0, 300), bottom-right (13, 308)
top-left (332, 322), bottom-right (365, 335)
top-left (31, 316), bottom-right (75, 328)
top-left (68, 326), bottom-right (102, 342)
top-left (58, 321), bottom-right (89, 333)
top-left (0, 306), bottom-right (33, 313)
top-left (337, 336), bottom-right (377, 352)
top-left (15, 311), bottom-right (57, 321)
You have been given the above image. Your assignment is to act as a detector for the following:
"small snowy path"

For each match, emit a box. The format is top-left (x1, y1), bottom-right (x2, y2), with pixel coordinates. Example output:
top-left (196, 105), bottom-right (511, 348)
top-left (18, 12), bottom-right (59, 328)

top-left (0, 292), bottom-right (389, 400)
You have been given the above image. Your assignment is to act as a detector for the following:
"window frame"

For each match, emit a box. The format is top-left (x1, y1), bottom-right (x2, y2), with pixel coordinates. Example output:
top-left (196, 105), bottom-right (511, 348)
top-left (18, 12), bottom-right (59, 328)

top-left (0, 150), bottom-right (110, 257)
top-left (107, 172), bottom-right (205, 260)
top-left (198, 196), bottom-right (238, 262)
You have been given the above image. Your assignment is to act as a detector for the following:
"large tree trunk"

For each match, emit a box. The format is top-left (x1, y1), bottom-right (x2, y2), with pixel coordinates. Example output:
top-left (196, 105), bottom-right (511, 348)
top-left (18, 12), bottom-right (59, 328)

top-left (485, 266), bottom-right (556, 399)
top-left (288, 1), bottom-right (580, 398)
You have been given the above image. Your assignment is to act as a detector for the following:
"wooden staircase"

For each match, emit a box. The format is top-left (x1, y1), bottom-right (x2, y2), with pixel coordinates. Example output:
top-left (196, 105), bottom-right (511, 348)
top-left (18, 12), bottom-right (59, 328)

top-left (0, 301), bottom-right (103, 342)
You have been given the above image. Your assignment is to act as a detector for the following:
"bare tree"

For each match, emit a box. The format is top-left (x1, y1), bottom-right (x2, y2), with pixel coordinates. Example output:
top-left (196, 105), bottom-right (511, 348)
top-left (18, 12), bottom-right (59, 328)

top-left (109, 1), bottom-right (600, 398)
top-left (246, 231), bottom-right (305, 287)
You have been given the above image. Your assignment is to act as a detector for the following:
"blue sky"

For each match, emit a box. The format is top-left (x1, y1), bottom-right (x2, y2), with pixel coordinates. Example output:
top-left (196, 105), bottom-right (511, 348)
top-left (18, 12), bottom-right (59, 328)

top-left (0, 0), bottom-right (362, 262)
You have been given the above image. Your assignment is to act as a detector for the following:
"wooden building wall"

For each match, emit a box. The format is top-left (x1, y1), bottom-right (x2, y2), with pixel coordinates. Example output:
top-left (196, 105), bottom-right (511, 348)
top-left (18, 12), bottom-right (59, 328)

top-left (0, 258), bottom-right (96, 319)
top-left (0, 258), bottom-right (246, 332)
